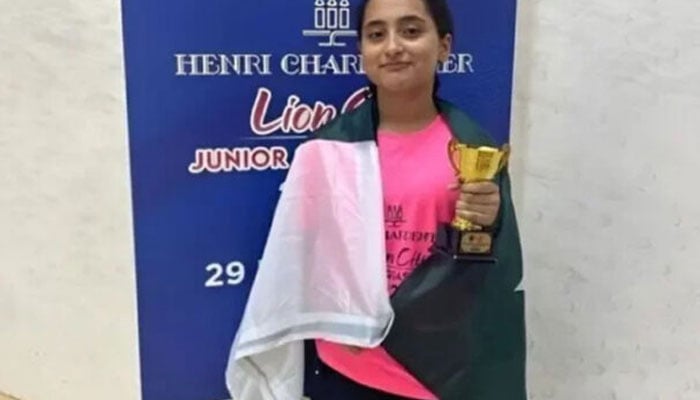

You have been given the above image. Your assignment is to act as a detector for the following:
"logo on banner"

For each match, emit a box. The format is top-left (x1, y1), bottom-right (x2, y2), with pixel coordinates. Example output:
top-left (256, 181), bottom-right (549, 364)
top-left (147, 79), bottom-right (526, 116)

top-left (303, 0), bottom-right (357, 47)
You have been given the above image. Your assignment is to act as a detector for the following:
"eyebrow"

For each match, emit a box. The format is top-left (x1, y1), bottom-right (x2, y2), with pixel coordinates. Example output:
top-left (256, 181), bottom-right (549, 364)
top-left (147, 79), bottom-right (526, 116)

top-left (363, 14), bottom-right (428, 29)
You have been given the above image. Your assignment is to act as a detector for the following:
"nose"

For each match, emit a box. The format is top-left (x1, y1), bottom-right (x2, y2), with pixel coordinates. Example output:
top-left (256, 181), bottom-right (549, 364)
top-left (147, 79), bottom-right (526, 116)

top-left (385, 32), bottom-right (404, 57)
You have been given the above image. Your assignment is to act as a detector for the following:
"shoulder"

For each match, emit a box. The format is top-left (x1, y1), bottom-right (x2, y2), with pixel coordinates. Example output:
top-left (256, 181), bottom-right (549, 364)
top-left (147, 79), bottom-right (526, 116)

top-left (312, 97), bottom-right (377, 143)
top-left (291, 98), bottom-right (378, 167)
top-left (437, 99), bottom-right (497, 147)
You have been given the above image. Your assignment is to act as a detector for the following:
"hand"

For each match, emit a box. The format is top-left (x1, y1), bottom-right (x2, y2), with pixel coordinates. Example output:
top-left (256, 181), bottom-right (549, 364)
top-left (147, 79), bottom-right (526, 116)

top-left (450, 181), bottom-right (501, 227)
top-left (344, 345), bottom-right (363, 354)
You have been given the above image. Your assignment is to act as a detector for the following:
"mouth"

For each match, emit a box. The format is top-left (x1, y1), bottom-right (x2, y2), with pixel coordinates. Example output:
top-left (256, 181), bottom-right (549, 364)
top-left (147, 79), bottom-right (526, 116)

top-left (381, 62), bottom-right (411, 71)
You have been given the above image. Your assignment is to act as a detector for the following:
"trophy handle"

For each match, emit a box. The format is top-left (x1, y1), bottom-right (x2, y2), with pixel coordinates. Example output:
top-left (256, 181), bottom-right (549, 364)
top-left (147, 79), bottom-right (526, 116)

top-left (498, 143), bottom-right (511, 171)
top-left (447, 139), bottom-right (461, 177)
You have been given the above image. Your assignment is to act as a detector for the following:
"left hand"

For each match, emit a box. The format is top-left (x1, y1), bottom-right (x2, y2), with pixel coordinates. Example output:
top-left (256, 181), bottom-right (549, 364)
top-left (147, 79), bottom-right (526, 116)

top-left (343, 345), bottom-right (363, 354)
top-left (450, 181), bottom-right (501, 227)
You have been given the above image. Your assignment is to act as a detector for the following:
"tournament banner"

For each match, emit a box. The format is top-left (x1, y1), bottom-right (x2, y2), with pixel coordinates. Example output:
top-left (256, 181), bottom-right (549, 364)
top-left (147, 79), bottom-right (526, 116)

top-left (120, 1), bottom-right (517, 399)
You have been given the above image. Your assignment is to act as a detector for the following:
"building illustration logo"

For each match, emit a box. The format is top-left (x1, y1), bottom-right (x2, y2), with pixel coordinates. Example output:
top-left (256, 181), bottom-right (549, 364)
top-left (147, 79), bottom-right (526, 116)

top-left (303, 0), bottom-right (357, 47)
top-left (385, 204), bottom-right (406, 228)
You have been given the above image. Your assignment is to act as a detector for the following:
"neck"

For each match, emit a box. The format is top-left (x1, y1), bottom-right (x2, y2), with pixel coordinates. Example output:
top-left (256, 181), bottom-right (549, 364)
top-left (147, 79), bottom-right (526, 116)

top-left (376, 88), bottom-right (438, 133)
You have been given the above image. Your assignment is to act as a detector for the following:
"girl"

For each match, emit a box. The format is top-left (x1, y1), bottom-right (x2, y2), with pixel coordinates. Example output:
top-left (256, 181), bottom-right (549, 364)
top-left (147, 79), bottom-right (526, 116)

top-left (227, 0), bottom-right (525, 398)
top-left (304, 0), bottom-right (525, 399)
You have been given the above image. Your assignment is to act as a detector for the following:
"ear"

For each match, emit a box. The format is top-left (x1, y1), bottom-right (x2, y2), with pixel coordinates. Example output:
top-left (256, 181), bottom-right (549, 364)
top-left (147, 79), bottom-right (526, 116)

top-left (438, 33), bottom-right (453, 63)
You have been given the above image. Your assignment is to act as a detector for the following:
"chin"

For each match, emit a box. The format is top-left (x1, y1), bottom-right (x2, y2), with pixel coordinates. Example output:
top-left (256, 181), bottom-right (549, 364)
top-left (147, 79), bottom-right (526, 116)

top-left (378, 79), bottom-right (421, 95)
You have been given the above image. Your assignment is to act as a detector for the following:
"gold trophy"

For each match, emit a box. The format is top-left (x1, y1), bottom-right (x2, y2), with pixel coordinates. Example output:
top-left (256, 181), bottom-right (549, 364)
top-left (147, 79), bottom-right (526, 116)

top-left (434, 140), bottom-right (510, 262)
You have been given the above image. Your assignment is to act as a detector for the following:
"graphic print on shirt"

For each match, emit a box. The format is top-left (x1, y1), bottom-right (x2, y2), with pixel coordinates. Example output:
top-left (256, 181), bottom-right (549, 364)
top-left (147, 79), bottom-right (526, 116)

top-left (385, 204), bottom-right (406, 228)
top-left (384, 202), bottom-right (438, 294)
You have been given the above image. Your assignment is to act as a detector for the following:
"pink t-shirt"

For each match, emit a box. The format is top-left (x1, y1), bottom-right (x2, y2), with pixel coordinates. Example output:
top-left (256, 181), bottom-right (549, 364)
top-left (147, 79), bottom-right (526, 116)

top-left (316, 115), bottom-right (459, 399)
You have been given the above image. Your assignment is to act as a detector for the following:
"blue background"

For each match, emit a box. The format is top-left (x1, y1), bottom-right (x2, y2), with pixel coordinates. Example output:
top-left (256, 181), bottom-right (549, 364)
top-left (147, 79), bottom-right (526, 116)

top-left (121, 1), bottom-right (517, 399)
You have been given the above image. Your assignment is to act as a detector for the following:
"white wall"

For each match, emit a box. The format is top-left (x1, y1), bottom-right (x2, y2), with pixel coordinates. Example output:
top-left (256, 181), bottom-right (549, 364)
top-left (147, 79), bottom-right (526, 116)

top-left (0, 1), bottom-right (698, 400)
top-left (511, 0), bottom-right (700, 398)
top-left (0, 1), bottom-right (140, 400)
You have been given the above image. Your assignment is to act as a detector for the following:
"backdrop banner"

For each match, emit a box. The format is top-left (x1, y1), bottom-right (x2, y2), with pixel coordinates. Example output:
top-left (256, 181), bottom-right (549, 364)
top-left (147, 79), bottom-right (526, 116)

top-left (121, 1), bottom-right (517, 399)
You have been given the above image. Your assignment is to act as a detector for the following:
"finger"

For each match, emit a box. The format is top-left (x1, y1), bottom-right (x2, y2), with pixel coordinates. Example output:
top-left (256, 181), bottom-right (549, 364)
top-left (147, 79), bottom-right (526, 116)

top-left (461, 181), bottom-right (499, 194)
top-left (459, 192), bottom-right (501, 206)
top-left (447, 182), bottom-right (461, 191)
top-left (344, 345), bottom-right (363, 354)
top-left (457, 210), bottom-right (498, 227)
top-left (456, 210), bottom-right (490, 226)
top-left (456, 201), bottom-right (498, 216)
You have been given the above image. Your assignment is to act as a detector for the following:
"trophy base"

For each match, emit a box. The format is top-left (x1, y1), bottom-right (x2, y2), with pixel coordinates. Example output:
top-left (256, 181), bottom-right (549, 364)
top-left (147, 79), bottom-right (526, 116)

top-left (433, 223), bottom-right (497, 263)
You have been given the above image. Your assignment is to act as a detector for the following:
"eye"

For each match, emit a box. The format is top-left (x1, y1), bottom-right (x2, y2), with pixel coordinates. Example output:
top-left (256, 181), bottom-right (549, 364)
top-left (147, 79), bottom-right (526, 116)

top-left (402, 26), bottom-right (422, 38)
top-left (366, 30), bottom-right (385, 40)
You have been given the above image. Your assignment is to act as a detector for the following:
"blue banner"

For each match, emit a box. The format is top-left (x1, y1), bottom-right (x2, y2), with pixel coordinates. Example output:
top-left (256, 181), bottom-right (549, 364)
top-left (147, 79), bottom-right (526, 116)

top-left (121, 1), bottom-right (517, 399)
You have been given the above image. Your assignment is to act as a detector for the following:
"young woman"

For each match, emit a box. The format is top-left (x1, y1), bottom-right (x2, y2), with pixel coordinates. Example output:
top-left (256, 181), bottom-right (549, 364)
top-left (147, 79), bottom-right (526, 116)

top-left (227, 0), bottom-right (524, 399)
top-left (303, 0), bottom-right (525, 399)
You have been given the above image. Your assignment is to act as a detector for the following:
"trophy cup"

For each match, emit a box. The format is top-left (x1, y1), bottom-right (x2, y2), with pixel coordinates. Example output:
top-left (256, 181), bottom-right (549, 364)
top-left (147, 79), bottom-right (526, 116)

top-left (434, 140), bottom-right (510, 262)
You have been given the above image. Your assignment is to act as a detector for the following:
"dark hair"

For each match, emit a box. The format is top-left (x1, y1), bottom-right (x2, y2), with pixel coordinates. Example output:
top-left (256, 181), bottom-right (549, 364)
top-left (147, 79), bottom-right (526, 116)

top-left (356, 0), bottom-right (455, 99)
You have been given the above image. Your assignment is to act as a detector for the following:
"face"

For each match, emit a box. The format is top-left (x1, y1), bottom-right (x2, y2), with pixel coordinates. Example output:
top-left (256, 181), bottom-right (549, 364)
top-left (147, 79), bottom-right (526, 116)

top-left (360, 0), bottom-right (452, 95)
